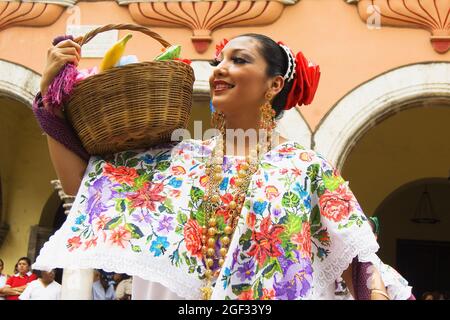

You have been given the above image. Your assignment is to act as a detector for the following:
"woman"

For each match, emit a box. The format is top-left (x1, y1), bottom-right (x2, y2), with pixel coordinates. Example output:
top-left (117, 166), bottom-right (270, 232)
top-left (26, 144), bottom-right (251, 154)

top-left (0, 258), bottom-right (8, 300)
top-left (1, 257), bottom-right (37, 300)
top-left (32, 33), bottom-right (392, 300)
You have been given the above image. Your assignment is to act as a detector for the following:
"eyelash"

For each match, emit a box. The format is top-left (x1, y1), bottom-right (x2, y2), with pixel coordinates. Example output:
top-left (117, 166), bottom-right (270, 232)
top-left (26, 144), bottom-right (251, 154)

top-left (209, 57), bottom-right (248, 67)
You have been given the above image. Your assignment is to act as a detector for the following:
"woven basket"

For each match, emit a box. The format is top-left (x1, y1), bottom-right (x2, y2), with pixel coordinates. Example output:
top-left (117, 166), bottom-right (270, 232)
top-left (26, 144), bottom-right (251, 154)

top-left (65, 24), bottom-right (195, 155)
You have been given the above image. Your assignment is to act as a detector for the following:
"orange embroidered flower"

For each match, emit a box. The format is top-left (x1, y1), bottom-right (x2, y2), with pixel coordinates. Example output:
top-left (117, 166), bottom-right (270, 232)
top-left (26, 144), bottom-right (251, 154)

top-left (184, 219), bottom-right (203, 258)
top-left (247, 216), bottom-right (284, 267)
top-left (103, 162), bottom-right (139, 185)
top-left (290, 222), bottom-right (311, 258)
top-left (67, 236), bottom-right (82, 251)
top-left (127, 182), bottom-right (166, 211)
top-left (109, 226), bottom-right (131, 248)
top-left (319, 184), bottom-right (355, 222)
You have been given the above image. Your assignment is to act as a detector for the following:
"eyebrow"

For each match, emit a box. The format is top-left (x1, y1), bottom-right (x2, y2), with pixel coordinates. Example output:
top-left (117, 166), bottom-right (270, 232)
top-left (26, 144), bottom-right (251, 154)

top-left (219, 48), bottom-right (255, 60)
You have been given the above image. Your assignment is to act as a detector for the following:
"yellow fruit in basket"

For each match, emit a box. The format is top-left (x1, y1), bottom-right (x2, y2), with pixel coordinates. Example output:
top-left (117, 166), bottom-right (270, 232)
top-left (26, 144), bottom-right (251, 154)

top-left (100, 33), bottom-right (133, 71)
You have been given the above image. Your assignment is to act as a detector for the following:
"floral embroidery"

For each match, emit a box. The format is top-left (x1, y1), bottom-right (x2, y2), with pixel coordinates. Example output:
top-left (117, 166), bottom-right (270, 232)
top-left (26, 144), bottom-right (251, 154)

top-left (39, 139), bottom-right (376, 300)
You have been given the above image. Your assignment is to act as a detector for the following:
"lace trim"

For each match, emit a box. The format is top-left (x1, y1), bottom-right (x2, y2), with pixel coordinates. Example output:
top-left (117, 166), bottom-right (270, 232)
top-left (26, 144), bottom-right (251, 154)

top-left (311, 223), bottom-right (379, 299)
top-left (33, 230), bottom-right (202, 300)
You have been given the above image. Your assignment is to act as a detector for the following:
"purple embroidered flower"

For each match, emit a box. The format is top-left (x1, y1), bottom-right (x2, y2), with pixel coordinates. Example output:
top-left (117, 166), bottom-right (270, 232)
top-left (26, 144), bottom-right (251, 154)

top-left (272, 206), bottom-right (282, 218)
top-left (86, 176), bottom-right (118, 223)
top-left (237, 260), bottom-right (255, 281)
top-left (157, 216), bottom-right (174, 233)
top-left (274, 255), bottom-right (313, 299)
top-left (231, 247), bottom-right (240, 269)
top-left (131, 210), bottom-right (152, 224)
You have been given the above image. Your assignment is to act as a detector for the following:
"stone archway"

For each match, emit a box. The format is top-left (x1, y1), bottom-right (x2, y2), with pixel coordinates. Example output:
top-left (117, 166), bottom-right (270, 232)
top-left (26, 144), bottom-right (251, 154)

top-left (0, 59), bottom-right (41, 108)
top-left (313, 62), bottom-right (450, 169)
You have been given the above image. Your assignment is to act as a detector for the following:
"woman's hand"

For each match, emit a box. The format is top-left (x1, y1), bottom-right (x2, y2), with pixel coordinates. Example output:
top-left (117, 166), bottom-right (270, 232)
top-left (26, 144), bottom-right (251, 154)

top-left (40, 39), bottom-right (81, 96)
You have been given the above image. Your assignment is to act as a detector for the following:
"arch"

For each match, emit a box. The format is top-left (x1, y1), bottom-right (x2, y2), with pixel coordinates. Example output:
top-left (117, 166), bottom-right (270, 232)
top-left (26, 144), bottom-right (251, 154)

top-left (374, 177), bottom-right (450, 218)
top-left (0, 59), bottom-right (41, 108)
top-left (313, 62), bottom-right (450, 169)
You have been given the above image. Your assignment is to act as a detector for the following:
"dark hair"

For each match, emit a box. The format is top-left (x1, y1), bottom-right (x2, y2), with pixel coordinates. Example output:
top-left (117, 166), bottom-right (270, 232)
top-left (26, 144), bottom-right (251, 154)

top-left (17, 257), bottom-right (32, 267)
top-left (0, 258), bottom-right (3, 266)
top-left (236, 34), bottom-right (294, 118)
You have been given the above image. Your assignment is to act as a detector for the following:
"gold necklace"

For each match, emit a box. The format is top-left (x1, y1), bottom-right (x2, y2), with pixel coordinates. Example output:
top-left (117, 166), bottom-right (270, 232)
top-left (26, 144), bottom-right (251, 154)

top-left (199, 131), bottom-right (274, 300)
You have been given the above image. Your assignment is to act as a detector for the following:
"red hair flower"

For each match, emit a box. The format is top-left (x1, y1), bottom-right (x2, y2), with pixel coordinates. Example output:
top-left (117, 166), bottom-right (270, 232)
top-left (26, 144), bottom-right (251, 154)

top-left (214, 38), bottom-right (229, 60)
top-left (284, 51), bottom-right (321, 110)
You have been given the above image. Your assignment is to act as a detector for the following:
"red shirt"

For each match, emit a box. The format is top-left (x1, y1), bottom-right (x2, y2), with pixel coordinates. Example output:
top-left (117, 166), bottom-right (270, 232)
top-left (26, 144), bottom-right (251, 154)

top-left (5, 272), bottom-right (38, 300)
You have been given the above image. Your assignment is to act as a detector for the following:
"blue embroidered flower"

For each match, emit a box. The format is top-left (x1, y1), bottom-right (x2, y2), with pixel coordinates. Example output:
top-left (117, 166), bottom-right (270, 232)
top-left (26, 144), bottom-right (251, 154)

top-left (222, 267), bottom-right (232, 289)
top-left (219, 177), bottom-right (229, 191)
top-left (150, 236), bottom-right (170, 257)
top-left (141, 154), bottom-right (155, 164)
top-left (71, 226), bottom-right (80, 232)
top-left (75, 215), bottom-right (86, 225)
top-left (294, 182), bottom-right (311, 210)
top-left (169, 177), bottom-right (182, 188)
top-left (253, 200), bottom-right (268, 215)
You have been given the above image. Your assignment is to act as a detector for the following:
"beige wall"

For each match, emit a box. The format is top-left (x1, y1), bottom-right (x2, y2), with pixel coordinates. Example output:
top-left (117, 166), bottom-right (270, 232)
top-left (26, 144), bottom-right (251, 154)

top-left (0, 0), bottom-right (448, 131)
top-left (0, 98), bottom-right (56, 273)
top-left (342, 105), bottom-right (450, 265)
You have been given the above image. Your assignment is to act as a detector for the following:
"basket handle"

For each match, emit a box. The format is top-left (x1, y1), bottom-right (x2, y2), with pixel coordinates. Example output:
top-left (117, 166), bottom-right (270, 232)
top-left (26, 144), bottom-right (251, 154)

top-left (74, 24), bottom-right (171, 49)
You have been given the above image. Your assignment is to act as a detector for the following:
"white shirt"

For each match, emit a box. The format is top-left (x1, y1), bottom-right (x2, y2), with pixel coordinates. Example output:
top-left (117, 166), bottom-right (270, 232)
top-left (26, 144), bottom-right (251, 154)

top-left (132, 276), bottom-right (184, 300)
top-left (0, 274), bottom-right (7, 300)
top-left (92, 280), bottom-right (116, 300)
top-left (19, 279), bottom-right (61, 300)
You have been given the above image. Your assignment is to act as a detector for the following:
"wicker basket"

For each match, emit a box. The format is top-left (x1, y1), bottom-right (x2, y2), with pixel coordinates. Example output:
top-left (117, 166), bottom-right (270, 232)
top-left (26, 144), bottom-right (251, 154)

top-left (65, 24), bottom-right (195, 155)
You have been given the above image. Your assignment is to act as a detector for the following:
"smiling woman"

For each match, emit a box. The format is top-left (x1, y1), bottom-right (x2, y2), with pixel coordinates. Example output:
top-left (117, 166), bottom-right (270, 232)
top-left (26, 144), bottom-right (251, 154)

top-left (30, 32), bottom-right (408, 300)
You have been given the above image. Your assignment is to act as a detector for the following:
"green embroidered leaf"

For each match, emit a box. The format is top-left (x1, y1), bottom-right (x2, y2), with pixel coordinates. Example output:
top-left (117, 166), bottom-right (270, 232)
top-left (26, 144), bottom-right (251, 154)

top-left (260, 162), bottom-right (278, 171)
top-left (262, 261), bottom-right (277, 279)
top-left (115, 199), bottom-right (126, 213)
top-left (164, 198), bottom-right (174, 212)
top-left (284, 213), bottom-right (303, 236)
top-left (310, 205), bottom-right (321, 226)
top-left (190, 187), bottom-right (204, 203)
top-left (195, 207), bottom-right (206, 227)
top-left (190, 257), bottom-right (197, 266)
top-left (231, 284), bottom-right (252, 296)
top-left (146, 234), bottom-right (153, 244)
top-left (293, 142), bottom-right (305, 150)
top-left (306, 164), bottom-right (320, 181)
top-left (281, 192), bottom-right (300, 208)
top-left (122, 151), bottom-right (139, 161)
top-left (134, 173), bottom-right (149, 189)
top-left (244, 200), bottom-right (252, 210)
top-left (323, 172), bottom-right (345, 192)
top-left (216, 215), bottom-right (226, 232)
top-left (188, 265), bottom-right (196, 273)
top-left (177, 212), bottom-right (188, 225)
top-left (131, 245), bottom-right (142, 253)
top-left (104, 216), bottom-right (123, 230)
top-left (317, 184), bottom-right (326, 197)
top-left (125, 223), bottom-right (144, 239)
top-left (155, 160), bottom-right (170, 172)
top-left (126, 158), bottom-right (140, 168)
top-left (175, 225), bottom-right (183, 234)
top-left (253, 280), bottom-right (263, 299)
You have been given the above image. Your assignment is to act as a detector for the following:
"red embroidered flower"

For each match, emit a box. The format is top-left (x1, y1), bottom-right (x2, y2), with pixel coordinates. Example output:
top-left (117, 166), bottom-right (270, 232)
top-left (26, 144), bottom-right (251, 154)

top-left (127, 182), bottom-right (166, 211)
top-left (247, 212), bottom-right (257, 228)
top-left (284, 51), bottom-right (321, 110)
top-left (291, 168), bottom-right (302, 177)
top-left (247, 216), bottom-right (284, 267)
top-left (103, 162), bottom-right (139, 186)
top-left (256, 179), bottom-right (264, 188)
top-left (109, 226), bottom-right (131, 248)
top-left (95, 215), bottom-right (111, 232)
top-left (261, 288), bottom-right (275, 300)
top-left (238, 289), bottom-right (253, 300)
top-left (290, 222), bottom-right (311, 258)
top-left (319, 184), bottom-right (356, 222)
top-left (215, 193), bottom-right (234, 222)
top-left (214, 38), bottom-right (229, 60)
top-left (67, 236), bottom-right (82, 251)
top-left (184, 219), bottom-right (203, 258)
top-left (84, 236), bottom-right (98, 250)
